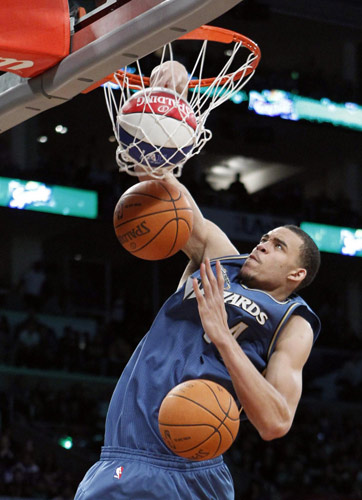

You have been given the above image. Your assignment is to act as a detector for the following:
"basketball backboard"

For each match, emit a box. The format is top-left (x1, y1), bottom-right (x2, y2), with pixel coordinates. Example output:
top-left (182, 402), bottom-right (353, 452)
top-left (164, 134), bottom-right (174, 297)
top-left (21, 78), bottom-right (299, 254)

top-left (0, 0), bottom-right (245, 134)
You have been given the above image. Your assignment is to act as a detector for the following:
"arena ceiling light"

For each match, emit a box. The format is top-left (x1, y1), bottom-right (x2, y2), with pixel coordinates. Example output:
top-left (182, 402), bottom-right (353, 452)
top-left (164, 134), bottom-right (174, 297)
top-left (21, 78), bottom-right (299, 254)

top-left (206, 156), bottom-right (303, 193)
top-left (206, 165), bottom-right (236, 190)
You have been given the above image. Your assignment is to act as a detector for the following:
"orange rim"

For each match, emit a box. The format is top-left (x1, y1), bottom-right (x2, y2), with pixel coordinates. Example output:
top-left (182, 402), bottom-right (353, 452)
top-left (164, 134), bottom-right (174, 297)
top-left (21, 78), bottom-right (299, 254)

top-left (114, 24), bottom-right (261, 89)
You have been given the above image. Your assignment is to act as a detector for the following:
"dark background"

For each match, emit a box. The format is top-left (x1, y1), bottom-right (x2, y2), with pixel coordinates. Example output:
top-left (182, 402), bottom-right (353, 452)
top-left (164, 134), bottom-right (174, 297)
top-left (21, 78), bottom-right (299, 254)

top-left (0, 1), bottom-right (361, 498)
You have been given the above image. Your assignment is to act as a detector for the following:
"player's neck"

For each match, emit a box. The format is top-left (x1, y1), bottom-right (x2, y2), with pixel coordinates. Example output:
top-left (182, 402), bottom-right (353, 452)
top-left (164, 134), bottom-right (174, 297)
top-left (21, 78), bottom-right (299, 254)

top-left (241, 277), bottom-right (291, 302)
top-left (269, 288), bottom-right (291, 302)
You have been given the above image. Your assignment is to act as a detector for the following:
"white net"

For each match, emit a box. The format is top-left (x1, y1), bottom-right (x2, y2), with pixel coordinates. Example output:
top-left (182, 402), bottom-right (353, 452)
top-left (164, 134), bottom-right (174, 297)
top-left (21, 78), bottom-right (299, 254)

top-left (104, 27), bottom-right (260, 179)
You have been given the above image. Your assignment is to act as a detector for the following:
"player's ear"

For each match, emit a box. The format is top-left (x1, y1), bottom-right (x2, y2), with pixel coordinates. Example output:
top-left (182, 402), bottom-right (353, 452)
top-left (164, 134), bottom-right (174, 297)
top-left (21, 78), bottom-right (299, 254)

top-left (287, 267), bottom-right (306, 285)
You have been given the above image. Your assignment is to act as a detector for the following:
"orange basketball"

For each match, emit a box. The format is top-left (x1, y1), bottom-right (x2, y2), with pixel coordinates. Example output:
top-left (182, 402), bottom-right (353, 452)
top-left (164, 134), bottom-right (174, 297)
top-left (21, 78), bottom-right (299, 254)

top-left (158, 379), bottom-right (240, 461)
top-left (113, 180), bottom-right (193, 260)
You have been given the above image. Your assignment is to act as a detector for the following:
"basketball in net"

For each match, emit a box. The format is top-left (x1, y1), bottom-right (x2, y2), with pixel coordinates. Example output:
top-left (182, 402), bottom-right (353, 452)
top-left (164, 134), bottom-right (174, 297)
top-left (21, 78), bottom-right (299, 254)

top-left (101, 25), bottom-right (261, 178)
top-left (117, 88), bottom-right (197, 169)
top-left (113, 180), bottom-right (193, 260)
top-left (158, 379), bottom-right (240, 461)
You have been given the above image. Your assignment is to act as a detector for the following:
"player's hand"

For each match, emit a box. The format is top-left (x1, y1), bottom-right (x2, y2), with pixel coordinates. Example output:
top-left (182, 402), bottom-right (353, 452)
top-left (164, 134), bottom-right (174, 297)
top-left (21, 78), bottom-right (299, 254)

top-left (150, 61), bottom-right (188, 98)
top-left (193, 259), bottom-right (230, 345)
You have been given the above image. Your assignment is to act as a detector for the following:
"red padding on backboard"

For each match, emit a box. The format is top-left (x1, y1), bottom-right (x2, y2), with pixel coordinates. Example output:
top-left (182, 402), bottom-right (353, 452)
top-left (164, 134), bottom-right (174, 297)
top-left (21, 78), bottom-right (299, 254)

top-left (0, 0), bottom-right (70, 78)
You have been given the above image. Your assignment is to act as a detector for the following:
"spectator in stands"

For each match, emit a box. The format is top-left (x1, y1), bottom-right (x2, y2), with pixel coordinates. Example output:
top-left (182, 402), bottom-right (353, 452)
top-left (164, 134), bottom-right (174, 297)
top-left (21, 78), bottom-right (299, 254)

top-left (13, 314), bottom-right (42, 367)
top-left (18, 260), bottom-right (47, 312)
top-left (0, 315), bottom-right (12, 363)
top-left (0, 433), bottom-right (16, 492)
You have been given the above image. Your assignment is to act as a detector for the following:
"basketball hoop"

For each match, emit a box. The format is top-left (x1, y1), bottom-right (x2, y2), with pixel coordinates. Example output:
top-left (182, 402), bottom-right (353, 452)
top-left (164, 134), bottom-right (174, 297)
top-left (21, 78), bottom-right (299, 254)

top-left (104, 24), bottom-right (261, 178)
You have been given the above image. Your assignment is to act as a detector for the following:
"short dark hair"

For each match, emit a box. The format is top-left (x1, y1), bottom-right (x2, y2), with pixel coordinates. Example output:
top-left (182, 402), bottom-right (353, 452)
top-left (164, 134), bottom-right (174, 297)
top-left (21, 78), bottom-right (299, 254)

top-left (283, 224), bottom-right (321, 291)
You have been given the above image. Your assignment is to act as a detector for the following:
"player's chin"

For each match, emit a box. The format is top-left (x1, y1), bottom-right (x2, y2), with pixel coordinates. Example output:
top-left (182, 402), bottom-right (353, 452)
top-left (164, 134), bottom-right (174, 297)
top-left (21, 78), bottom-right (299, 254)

top-left (239, 267), bottom-right (251, 283)
top-left (240, 258), bottom-right (253, 272)
top-left (240, 262), bottom-right (258, 284)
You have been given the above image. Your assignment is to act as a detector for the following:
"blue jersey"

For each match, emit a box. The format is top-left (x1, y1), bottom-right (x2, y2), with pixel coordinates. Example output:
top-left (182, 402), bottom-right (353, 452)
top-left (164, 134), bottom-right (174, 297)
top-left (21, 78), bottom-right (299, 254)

top-left (104, 255), bottom-right (320, 456)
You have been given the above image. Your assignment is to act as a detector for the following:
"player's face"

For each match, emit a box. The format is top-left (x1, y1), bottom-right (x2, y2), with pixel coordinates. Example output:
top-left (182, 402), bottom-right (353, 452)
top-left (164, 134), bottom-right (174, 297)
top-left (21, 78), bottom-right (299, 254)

top-left (240, 227), bottom-right (304, 295)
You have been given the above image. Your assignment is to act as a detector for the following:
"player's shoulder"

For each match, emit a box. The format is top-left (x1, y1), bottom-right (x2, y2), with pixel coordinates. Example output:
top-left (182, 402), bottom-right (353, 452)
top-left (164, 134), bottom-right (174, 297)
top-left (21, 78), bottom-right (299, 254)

top-left (285, 312), bottom-right (314, 332)
top-left (286, 293), bottom-right (321, 341)
top-left (274, 314), bottom-right (315, 359)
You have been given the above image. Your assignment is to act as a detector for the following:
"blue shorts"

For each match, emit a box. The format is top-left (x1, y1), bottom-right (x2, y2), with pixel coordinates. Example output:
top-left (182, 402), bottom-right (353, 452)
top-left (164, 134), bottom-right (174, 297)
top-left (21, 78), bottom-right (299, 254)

top-left (75, 446), bottom-right (234, 499)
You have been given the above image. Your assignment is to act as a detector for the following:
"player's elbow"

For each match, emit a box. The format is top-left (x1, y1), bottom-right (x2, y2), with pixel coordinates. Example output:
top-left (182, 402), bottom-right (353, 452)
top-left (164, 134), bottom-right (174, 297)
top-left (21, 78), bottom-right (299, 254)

top-left (259, 419), bottom-right (292, 441)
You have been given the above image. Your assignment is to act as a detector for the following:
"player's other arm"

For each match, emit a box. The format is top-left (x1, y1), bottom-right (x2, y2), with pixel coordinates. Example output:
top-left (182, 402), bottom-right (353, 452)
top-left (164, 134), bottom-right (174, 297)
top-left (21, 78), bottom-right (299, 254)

top-left (222, 315), bottom-right (313, 440)
top-left (194, 259), bottom-right (314, 441)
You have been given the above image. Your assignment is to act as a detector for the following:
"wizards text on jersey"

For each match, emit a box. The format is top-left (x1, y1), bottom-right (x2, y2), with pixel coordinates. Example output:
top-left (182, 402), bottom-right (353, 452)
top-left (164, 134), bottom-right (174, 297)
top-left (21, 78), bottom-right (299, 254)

top-left (183, 271), bottom-right (269, 326)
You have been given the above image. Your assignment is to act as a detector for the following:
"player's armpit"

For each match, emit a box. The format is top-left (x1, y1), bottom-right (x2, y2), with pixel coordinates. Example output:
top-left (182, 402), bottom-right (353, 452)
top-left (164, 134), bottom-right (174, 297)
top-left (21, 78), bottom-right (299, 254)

top-left (177, 259), bottom-right (199, 290)
top-left (183, 220), bottom-right (238, 264)
top-left (177, 222), bottom-right (238, 288)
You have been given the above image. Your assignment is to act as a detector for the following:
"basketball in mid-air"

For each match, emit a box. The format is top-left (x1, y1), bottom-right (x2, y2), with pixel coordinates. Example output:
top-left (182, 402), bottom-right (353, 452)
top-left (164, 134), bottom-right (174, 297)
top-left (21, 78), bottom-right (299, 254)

top-left (158, 379), bottom-right (240, 461)
top-left (117, 88), bottom-right (197, 168)
top-left (113, 180), bottom-right (193, 260)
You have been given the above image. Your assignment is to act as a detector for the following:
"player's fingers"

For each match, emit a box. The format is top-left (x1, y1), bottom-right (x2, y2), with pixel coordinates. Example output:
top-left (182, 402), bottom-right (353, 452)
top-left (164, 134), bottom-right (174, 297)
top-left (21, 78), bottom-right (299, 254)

top-left (215, 260), bottom-right (224, 291)
top-left (192, 277), bottom-right (204, 303)
top-left (199, 262), bottom-right (212, 298)
top-left (205, 258), bottom-right (220, 294)
top-left (150, 61), bottom-right (188, 96)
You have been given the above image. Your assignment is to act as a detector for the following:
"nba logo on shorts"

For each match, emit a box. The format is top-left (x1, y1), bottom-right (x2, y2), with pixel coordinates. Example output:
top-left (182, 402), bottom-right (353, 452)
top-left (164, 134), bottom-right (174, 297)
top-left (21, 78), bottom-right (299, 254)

top-left (114, 466), bottom-right (124, 479)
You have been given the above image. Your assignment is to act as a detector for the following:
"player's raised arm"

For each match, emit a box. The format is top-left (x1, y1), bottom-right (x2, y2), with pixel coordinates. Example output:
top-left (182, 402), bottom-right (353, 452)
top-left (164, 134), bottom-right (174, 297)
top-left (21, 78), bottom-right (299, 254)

top-left (135, 166), bottom-right (239, 283)
top-left (167, 174), bottom-right (239, 270)
top-left (135, 60), bottom-right (239, 277)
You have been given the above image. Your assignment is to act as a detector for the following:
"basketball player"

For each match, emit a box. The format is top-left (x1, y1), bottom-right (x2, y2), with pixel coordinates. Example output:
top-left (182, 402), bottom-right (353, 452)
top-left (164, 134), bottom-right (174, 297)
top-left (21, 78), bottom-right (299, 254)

top-left (75, 63), bottom-right (321, 499)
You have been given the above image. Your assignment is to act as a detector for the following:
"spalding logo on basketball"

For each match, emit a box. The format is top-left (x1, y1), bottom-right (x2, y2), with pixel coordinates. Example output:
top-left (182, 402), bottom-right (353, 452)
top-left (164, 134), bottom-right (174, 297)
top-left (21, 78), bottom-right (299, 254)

top-left (117, 88), bottom-right (197, 168)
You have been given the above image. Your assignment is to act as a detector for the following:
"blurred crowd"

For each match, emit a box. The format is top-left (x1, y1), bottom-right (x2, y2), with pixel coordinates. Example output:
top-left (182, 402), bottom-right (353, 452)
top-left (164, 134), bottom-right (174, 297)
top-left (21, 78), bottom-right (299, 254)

top-left (0, 431), bottom-right (77, 500)
top-left (0, 309), bottom-right (135, 378)
top-left (228, 408), bottom-right (362, 500)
